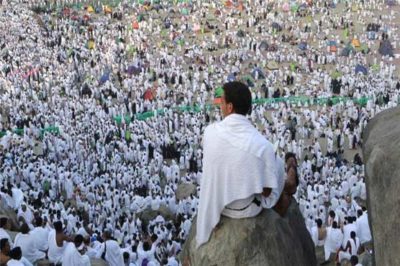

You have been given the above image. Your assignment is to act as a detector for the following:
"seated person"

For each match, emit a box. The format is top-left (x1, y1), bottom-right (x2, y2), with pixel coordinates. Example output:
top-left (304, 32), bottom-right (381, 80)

top-left (196, 82), bottom-right (298, 248)
top-left (6, 247), bottom-right (29, 266)
top-left (13, 223), bottom-right (45, 264)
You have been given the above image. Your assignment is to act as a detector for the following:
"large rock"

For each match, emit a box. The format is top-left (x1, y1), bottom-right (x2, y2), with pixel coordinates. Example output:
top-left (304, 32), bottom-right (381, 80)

top-left (0, 199), bottom-right (19, 230)
top-left (181, 199), bottom-right (317, 266)
top-left (137, 205), bottom-right (174, 225)
top-left (363, 106), bottom-right (400, 266)
top-left (176, 183), bottom-right (197, 200)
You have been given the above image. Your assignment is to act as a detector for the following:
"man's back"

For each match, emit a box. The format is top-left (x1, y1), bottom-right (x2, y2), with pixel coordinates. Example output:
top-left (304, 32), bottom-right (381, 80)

top-left (196, 82), bottom-right (279, 248)
top-left (62, 242), bottom-right (90, 266)
top-left (202, 114), bottom-right (277, 190)
top-left (30, 227), bottom-right (49, 251)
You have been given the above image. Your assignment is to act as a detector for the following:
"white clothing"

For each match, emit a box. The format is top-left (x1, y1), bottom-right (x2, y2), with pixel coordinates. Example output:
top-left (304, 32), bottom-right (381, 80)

top-left (14, 233), bottom-right (46, 263)
top-left (324, 227), bottom-right (343, 261)
top-left (0, 228), bottom-right (13, 246)
top-left (62, 242), bottom-right (91, 266)
top-left (47, 230), bottom-right (67, 264)
top-left (30, 227), bottom-right (49, 251)
top-left (342, 223), bottom-right (357, 248)
top-left (197, 114), bottom-right (279, 248)
top-left (6, 259), bottom-right (24, 266)
top-left (310, 226), bottom-right (325, 247)
top-left (356, 213), bottom-right (372, 244)
top-left (96, 240), bottom-right (124, 266)
top-left (338, 237), bottom-right (360, 262)
top-left (137, 241), bottom-right (158, 266)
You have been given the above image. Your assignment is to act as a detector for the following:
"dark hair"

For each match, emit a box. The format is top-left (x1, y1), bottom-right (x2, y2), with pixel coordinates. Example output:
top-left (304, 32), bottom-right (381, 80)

top-left (20, 223), bottom-right (30, 234)
top-left (316, 219), bottom-right (322, 228)
top-left (0, 238), bottom-right (9, 251)
top-left (151, 234), bottom-right (158, 243)
top-left (0, 217), bottom-right (7, 228)
top-left (350, 255), bottom-right (359, 265)
top-left (329, 210), bottom-right (335, 218)
top-left (9, 247), bottom-right (22, 260)
top-left (332, 221), bottom-right (338, 229)
top-left (35, 216), bottom-right (43, 227)
top-left (123, 251), bottom-right (130, 261)
top-left (285, 152), bottom-right (298, 165)
top-left (143, 241), bottom-right (151, 251)
top-left (222, 81), bottom-right (252, 115)
top-left (350, 231), bottom-right (356, 238)
top-left (54, 221), bottom-right (63, 233)
top-left (74, 234), bottom-right (84, 248)
top-left (103, 230), bottom-right (112, 240)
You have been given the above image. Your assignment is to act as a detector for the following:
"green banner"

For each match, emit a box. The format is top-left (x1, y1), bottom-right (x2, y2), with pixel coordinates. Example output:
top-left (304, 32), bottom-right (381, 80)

top-left (117, 96), bottom-right (372, 122)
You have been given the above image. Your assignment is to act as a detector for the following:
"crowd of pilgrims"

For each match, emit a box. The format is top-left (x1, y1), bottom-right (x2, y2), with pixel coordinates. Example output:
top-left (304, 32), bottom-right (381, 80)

top-left (0, 0), bottom-right (400, 265)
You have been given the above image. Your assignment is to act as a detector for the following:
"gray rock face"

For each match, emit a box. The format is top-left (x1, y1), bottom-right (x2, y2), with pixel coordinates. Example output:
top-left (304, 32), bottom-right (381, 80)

top-left (363, 106), bottom-right (400, 266)
top-left (137, 204), bottom-right (174, 225)
top-left (0, 199), bottom-right (19, 230)
top-left (176, 183), bottom-right (196, 200)
top-left (181, 200), bottom-right (317, 266)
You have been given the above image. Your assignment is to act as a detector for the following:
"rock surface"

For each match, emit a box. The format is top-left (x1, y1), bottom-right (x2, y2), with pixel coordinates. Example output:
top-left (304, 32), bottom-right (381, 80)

top-left (181, 199), bottom-right (317, 266)
top-left (0, 199), bottom-right (19, 230)
top-left (137, 204), bottom-right (174, 225)
top-left (176, 182), bottom-right (197, 200)
top-left (362, 106), bottom-right (400, 266)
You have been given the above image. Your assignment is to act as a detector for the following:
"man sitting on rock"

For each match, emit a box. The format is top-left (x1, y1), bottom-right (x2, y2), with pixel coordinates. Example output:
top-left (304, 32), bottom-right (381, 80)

top-left (196, 82), bottom-right (297, 248)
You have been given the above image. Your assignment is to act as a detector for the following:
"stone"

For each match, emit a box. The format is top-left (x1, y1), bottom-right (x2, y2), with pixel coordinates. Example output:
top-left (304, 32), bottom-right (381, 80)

top-left (0, 199), bottom-right (19, 230)
top-left (176, 182), bottom-right (196, 200)
top-left (180, 199), bottom-right (317, 266)
top-left (137, 204), bottom-right (174, 225)
top-left (362, 106), bottom-right (400, 266)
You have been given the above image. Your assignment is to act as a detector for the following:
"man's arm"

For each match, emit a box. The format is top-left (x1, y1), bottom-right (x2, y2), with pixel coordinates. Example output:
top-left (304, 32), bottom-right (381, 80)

top-left (262, 188), bottom-right (272, 198)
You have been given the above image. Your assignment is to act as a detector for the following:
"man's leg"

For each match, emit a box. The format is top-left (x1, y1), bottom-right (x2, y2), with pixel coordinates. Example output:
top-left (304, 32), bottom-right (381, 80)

top-left (273, 163), bottom-right (298, 216)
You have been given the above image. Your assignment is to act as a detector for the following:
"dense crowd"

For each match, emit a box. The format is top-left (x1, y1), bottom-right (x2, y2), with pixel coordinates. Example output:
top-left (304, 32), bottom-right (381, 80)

top-left (0, 0), bottom-right (399, 265)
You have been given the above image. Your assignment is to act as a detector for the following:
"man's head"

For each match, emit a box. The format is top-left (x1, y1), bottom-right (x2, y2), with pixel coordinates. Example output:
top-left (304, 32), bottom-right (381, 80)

top-left (35, 216), bottom-right (43, 227)
top-left (345, 195), bottom-right (352, 203)
top-left (221, 81), bottom-right (252, 117)
top-left (332, 221), bottom-right (338, 229)
top-left (285, 152), bottom-right (298, 167)
top-left (8, 247), bottom-right (22, 261)
top-left (316, 219), bottom-right (322, 228)
top-left (20, 223), bottom-right (30, 234)
top-left (0, 217), bottom-right (8, 229)
top-left (54, 221), bottom-right (63, 233)
top-left (74, 234), bottom-right (84, 249)
top-left (102, 230), bottom-right (112, 240)
top-left (0, 238), bottom-right (10, 253)
top-left (350, 255), bottom-right (359, 266)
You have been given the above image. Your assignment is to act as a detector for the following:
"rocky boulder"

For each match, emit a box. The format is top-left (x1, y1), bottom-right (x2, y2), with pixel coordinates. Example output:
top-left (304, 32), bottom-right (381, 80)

top-left (137, 204), bottom-right (174, 225)
top-left (176, 183), bottom-right (197, 200)
top-left (0, 200), bottom-right (19, 230)
top-left (181, 199), bottom-right (317, 266)
top-left (363, 106), bottom-right (400, 266)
